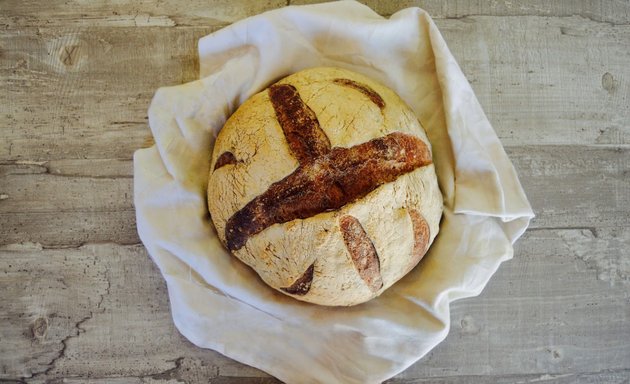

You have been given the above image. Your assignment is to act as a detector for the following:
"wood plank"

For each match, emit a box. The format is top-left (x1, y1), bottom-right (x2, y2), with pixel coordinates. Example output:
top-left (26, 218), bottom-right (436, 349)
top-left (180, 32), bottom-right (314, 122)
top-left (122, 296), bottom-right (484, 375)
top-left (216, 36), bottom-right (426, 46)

top-left (508, 145), bottom-right (630, 229)
top-left (293, 1), bottom-right (630, 24)
top-left (0, 159), bottom-right (137, 247)
top-left (55, 377), bottom-right (281, 384)
top-left (0, 0), bottom-right (286, 28)
top-left (1, 227), bottom-right (628, 382)
top-left (0, 242), bottom-right (114, 380)
top-left (2, 16), bottom-right (628, 166)
top-left (8, 370), bottom-right (630, 384)
top-left (426, 0), bottom-right (630, 24)
top-left (0, 174), bottom-right (131, 214)
top-left (2, 0), bottom-right (629, 26)
top-left (1, 26), bottom-right (213, 162)
top-left (0, 210), bottom-right (139, 247)
top-left (0, 243), bottom-right (259, 382)
top-left (0, 159), bottom-right (133, 178)
top-left (435, 16), bottom-right (630, 147)
top-left (386, 370), bottom-right (630, 383)
top-left (399, 227), bottom-right (630, 378)
top-left (1, 144), bottom-right (627, 247)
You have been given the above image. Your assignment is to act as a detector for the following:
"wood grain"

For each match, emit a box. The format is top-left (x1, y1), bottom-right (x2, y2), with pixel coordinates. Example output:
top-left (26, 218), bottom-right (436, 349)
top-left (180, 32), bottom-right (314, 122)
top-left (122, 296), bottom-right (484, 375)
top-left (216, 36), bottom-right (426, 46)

top-left (435, 16), bottom-right (630, 147)
top-left (294, 1), bottom-right (630, 24)
top-left (1, 17), bottom-right (627, 165)
top-left (1, 0), bottom-right (629, 382)
top-left (0, 160), bottom-right (137, 247)
top-left (1, 229), bottom-right (628, 382)
top-left (0, 0), bottom-right (286, 27)
top-left (402, 228), bottom-right (630, 379)
top-left (1, 145), bottom-right (627, 247)
top-left (510, 145), bottom-right (630, 229)
top-left (0, 26), bottom-right (214, 162)
top-left (3, 0), bottom-right (629, 26)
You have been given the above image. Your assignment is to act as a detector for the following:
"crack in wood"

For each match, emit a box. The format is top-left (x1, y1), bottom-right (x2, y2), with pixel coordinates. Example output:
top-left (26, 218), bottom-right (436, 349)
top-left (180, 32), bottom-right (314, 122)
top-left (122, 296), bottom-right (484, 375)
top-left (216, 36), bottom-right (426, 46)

top-left (24, 311), bottom-right (91, 380)
top-left (0, 244), bottom-right (139, 265)
top-left (8, 368), bottom-right (630, 383)
top-left (37, 242), bottom-right (143, 250)
top-left (0, 160), bottom-right (133, 179)
top-left (27, 268), bottom-right (112, 380)
top-left (432, 14), bottom-right (630, 26)
top-left (110, 121), bottom-right (148, 125)
top-left (147, 357), bottom-right (186, 382)
top-left (46, 173), bottom-right (134, 180)
top-left (526, 226), bottom-right (599, 238)
top-left (384, 369), bottom-right (630, 383)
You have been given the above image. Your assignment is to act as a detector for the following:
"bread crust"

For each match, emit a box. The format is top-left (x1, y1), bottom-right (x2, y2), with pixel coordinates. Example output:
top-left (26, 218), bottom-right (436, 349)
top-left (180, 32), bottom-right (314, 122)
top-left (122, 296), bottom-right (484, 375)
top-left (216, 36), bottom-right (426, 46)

top-left (208, 67), bottom-right (443, 306)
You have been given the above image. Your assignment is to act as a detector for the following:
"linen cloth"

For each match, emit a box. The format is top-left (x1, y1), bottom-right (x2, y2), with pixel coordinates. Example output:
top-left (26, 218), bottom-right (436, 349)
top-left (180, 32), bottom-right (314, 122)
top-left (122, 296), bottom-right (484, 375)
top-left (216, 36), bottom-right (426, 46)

top-left (134, 1), bottom-right (534, 382)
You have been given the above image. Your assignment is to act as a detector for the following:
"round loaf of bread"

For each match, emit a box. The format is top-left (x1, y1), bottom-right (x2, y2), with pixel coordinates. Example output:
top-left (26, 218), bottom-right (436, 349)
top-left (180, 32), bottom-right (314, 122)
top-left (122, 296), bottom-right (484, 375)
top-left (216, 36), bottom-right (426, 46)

top-left (207, 67), bottom-right (442, 306)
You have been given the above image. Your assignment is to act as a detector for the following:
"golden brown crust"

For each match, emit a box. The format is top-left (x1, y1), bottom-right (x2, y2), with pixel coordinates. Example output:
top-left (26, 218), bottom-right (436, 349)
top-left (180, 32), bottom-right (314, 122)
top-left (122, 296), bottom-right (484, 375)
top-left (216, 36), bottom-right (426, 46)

top-left (406, 209), bottom-right (431, 274)
top-left (333, 78), bottom-right (386, 110)
top-left (224, 132), bottom-right (433, 251)
top-left (207, 67), bottom-right (443, 306)
top-left (339, 215), bottom-right (383, 292)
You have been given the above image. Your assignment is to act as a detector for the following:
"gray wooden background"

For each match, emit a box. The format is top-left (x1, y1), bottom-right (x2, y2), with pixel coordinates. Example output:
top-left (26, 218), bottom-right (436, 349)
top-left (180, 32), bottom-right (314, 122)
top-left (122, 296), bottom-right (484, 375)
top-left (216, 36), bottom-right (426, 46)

top-left (1, 1), bottom-right (629, 383)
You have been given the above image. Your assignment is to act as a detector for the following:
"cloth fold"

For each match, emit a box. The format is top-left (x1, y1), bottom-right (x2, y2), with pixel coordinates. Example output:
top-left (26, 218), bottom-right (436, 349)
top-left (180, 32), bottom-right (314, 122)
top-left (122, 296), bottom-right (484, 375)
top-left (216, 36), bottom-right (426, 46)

top-left (134, 1), bottom-right (534, 382)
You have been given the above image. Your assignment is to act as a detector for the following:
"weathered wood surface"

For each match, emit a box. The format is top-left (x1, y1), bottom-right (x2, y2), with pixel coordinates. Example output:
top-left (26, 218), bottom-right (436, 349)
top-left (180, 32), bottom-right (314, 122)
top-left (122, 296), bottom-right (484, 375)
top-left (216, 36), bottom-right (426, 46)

top-left (1, 231), bottom-right (628, 382)
top-left (1, 0), bottom-right (629, 383)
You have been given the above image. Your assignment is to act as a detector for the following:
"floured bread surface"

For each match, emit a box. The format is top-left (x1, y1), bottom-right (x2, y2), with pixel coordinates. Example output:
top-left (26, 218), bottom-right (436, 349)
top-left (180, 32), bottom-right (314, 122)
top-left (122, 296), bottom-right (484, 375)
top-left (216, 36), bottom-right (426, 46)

top-left (207, 67), bottom-right (443, 306)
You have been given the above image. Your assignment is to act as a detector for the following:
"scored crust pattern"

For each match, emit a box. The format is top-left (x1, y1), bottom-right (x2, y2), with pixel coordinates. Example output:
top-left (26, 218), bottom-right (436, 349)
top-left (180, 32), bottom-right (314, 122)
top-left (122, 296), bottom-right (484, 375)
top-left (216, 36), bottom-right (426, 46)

top-left (214, 151), bottom-right (238, 170)
top-left (339, 215), bottom-right (383, 292)
top-left (216, 78), bottom-right (434, 296)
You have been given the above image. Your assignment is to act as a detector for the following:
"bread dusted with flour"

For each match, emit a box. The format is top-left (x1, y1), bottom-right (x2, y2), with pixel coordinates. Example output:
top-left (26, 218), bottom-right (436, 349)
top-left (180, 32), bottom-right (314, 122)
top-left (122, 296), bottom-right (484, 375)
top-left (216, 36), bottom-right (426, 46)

top-left (207, 67), bottom-right (443, 306)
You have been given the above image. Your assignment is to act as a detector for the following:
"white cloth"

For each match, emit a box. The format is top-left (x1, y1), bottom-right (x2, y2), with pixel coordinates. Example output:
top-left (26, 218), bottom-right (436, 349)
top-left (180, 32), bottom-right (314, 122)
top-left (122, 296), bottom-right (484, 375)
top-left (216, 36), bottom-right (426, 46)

top-left (134, 1), bottom-right (534, 383)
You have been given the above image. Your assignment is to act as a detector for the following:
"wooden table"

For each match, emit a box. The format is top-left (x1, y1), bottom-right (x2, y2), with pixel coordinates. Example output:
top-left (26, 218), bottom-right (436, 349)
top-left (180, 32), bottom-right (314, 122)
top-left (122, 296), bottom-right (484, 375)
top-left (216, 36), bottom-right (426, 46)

top-left (1, 1), bottom-right (629, 382)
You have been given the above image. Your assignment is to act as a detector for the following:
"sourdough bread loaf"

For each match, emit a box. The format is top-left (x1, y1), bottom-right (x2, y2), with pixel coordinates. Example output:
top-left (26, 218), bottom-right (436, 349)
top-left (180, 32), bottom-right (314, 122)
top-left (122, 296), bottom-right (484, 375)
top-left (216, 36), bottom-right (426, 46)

top-left (207, 67), bottom-right (443, 306)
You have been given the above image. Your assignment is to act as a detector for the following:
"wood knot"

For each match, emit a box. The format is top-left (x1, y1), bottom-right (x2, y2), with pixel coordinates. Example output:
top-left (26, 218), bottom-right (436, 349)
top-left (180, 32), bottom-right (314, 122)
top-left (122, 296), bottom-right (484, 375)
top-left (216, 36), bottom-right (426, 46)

top-left (32, 317), bottom-right (48, 338)
top-left (459, 314), bottom-right (480, 335)
top-left (601, 72), bottom-right (617, 94)
top-left (60, 45), bottom-right (80, 66)
top-left (546, 347), bottom-right (563, 362)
